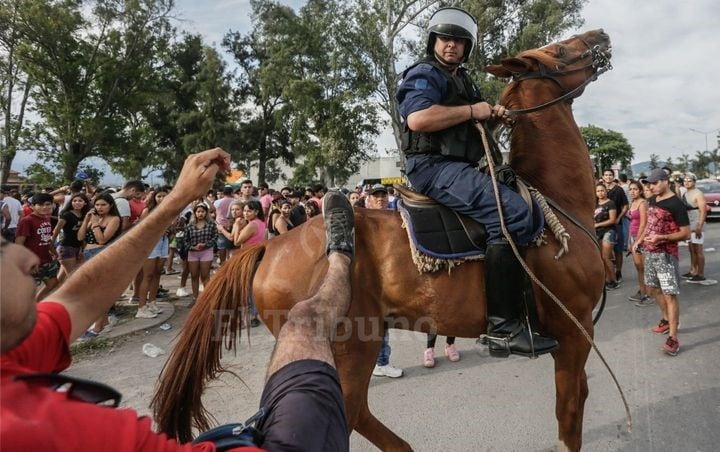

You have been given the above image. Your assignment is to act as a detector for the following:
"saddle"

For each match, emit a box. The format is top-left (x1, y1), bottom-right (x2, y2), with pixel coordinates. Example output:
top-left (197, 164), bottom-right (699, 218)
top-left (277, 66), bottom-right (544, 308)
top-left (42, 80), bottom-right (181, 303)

top-left (394, 185), bottom-right (487, 260)
top-left (394, 183), bottom-right (541, 273)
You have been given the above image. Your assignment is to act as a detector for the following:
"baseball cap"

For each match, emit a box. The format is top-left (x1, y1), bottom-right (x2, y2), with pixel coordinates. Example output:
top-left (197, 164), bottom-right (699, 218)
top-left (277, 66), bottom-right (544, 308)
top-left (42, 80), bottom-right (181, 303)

top-left (645, 168), bottom-right (669, 183)
top-left (369, 184), bottom-right (388, 195)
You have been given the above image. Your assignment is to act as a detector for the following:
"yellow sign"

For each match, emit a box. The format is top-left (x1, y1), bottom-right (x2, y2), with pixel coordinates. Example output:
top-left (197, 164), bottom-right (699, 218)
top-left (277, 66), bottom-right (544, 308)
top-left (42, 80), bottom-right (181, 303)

top-left (381, 176), bottom-right (406, 185)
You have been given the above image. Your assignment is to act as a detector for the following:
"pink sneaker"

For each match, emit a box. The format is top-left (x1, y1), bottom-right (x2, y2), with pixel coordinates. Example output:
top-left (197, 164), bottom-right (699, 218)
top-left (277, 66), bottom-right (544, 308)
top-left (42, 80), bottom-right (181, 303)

top-left (651, 319), bottom-right (670, 335)
top-left (423, 348), bottom-right (435, 368)
top-left (445, 344), bottom-right (460, 362)
top-left (663, 336), bottom-right (679, 356)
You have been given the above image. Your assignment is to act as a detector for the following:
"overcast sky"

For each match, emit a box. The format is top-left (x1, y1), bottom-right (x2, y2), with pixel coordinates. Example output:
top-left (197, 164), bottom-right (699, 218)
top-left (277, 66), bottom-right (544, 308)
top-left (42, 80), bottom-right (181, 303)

top-left (12, 0), bottom-right (720, 181)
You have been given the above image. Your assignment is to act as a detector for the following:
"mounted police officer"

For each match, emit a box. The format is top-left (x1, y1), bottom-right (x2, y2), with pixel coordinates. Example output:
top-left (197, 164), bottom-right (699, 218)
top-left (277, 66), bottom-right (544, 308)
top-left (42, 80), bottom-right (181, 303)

top-left (396, 7), bottom-right (558, 358)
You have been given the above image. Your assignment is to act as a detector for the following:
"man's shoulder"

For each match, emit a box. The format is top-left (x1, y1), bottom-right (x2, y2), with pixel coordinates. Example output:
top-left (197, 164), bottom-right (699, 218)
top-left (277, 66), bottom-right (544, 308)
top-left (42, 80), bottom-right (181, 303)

top-left (1, 302), bottom-right (72, 374)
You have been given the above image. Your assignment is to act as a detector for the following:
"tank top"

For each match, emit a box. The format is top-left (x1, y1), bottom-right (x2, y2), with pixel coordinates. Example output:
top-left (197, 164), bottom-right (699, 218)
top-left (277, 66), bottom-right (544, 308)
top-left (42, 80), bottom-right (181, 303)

top-left (682, 188), bottom-right (700, 209)
top-left (627, 207), bottom-right (641, 237)
top-left (243, 218), bottom-right (267, 247)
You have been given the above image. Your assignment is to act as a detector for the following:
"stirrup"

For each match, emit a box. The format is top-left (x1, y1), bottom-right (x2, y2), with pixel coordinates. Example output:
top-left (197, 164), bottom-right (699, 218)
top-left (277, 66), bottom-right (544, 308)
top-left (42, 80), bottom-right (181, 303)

top-left (479, 319), bottom-right (557, 359)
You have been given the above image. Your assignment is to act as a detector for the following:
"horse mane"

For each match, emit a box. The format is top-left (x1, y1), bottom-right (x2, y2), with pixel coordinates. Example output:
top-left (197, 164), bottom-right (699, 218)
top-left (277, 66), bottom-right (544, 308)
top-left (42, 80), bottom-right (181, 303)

top-left (150, 244), bottom-right (265, 442)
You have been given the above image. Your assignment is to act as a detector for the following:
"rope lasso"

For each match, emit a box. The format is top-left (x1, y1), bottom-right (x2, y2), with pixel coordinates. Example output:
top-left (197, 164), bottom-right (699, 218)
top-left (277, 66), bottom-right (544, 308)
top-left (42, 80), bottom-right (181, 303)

top-left (476, 122), bottom-right (632, 433)
top-left (528, 187), bottom-right (570, 259)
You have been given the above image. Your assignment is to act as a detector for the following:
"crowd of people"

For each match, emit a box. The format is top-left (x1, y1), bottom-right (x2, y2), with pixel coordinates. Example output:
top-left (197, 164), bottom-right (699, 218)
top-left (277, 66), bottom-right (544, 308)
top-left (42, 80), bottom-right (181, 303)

top-left (593, 166), bottom-right (711, 356)
top-left (0, 175), bottom-right (467, 372)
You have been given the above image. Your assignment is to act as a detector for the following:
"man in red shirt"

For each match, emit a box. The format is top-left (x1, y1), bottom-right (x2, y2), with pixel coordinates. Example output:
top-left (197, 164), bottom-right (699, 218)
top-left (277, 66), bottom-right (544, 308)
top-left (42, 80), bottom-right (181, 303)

top-left (15, 192), bottom-right (60, 302)
top-left (1, 148), bottom-right (353, 451)
top-left (635, 168), bottom-right (690, 356)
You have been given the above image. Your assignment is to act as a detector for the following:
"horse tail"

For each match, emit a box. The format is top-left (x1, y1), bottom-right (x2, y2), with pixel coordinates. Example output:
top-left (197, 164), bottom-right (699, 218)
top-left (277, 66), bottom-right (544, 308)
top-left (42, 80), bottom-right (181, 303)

top-left (150, 244), bottom-right (265, 442)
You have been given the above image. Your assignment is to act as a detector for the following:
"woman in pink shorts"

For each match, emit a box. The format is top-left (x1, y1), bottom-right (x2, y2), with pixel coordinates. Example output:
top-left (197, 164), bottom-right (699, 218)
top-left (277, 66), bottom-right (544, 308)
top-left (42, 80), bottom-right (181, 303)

top-left (184, 203), bottom-right (217, 303)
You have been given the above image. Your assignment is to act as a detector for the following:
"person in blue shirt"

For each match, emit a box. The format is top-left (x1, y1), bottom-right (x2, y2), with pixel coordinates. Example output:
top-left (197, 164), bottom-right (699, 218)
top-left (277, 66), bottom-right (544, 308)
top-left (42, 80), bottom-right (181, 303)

top-left (396, 7), bottom-right (557, 358)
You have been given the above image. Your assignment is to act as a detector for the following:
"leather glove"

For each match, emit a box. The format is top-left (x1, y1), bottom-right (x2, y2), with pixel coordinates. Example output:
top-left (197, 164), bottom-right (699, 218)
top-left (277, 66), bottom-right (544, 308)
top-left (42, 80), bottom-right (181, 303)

top-left (495, 164), bottom-right (518, 191)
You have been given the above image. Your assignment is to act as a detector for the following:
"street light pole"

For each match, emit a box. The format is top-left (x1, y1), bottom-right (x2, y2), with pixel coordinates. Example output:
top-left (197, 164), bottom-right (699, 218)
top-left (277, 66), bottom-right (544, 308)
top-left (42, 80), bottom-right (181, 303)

top-left (688, 127), bottom-right (715, 152)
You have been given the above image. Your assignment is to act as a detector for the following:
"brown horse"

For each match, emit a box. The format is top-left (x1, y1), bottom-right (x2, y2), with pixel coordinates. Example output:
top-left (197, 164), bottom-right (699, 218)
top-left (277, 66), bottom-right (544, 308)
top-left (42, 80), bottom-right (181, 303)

top-left (152, 30), bottom-right (611, 451)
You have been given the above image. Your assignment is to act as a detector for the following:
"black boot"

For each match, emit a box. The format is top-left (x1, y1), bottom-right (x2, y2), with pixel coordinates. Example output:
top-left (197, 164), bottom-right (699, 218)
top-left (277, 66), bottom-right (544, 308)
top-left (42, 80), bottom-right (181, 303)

top-left (484, 242), bottom-right (558, 358)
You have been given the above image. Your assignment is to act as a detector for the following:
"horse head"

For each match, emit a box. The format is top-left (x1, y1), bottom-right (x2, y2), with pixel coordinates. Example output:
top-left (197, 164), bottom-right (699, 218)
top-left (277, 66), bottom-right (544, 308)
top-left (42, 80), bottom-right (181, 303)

top-left (486, 29), bottom-right (612, 112)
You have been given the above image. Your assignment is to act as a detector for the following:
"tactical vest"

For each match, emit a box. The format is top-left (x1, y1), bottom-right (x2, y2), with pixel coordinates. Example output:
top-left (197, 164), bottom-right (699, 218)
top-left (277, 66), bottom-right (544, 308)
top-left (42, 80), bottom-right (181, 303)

top-left (400, 57), bottom-right (486, 163)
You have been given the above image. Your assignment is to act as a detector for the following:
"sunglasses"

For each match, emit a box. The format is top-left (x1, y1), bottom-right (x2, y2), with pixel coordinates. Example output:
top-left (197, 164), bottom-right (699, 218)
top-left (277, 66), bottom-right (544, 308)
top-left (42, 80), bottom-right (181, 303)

top-left (15, 373), bottom-right (122, 407)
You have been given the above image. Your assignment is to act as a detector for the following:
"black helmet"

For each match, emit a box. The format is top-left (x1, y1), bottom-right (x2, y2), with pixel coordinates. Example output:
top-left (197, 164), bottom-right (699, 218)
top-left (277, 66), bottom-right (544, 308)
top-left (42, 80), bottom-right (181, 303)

top-left (426, 7), bottom-right (478, 63)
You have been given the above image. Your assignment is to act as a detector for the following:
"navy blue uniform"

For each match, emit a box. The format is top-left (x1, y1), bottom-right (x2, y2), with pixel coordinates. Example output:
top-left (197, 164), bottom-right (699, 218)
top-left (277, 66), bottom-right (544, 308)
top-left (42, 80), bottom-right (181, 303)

top-left (397, 63), bottom-right (537, 245)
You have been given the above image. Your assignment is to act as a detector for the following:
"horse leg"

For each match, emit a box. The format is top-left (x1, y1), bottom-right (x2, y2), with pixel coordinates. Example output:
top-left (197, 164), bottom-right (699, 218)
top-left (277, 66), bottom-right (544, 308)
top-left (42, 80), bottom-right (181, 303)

top-left (332, 324), bottom-right (413, 452)
top-left (355, 397), bottom-right (413, 452)
top-left (553, 337), bottom-right (591, 452)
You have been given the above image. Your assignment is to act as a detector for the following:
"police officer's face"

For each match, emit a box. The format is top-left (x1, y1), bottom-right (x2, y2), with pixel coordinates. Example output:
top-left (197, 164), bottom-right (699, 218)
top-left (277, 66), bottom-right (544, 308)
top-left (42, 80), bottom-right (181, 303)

top-left (434, 36), bottom-right (466, 64)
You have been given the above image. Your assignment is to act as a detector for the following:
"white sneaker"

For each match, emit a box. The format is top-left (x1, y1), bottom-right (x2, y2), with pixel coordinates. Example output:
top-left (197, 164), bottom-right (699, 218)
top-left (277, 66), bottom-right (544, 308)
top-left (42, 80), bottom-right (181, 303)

top-left (135, 306), bottom-right (158, 319)
top-left (176, 287), bottom-right (190, 297)
top-left (372, 364), bottom-right (403, 378)
top-left (148, 301), bottom-right (163, 314)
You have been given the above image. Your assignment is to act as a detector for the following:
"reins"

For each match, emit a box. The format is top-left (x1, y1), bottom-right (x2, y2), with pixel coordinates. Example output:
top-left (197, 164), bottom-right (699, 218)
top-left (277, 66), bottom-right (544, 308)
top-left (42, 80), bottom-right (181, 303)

top-left (476, 123), bottom-right (632, 433)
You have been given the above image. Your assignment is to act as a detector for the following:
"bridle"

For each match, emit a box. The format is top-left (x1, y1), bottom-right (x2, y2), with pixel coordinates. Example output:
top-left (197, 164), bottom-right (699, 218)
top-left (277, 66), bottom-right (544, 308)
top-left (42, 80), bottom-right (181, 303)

top-left (505, 35), bottom-right (613, 117)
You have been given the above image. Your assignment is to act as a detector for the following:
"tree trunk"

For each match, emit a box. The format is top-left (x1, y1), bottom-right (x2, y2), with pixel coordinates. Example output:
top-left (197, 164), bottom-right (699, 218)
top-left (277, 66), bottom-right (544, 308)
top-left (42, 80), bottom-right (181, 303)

top-left (63, 142), bottom-right (85, 183)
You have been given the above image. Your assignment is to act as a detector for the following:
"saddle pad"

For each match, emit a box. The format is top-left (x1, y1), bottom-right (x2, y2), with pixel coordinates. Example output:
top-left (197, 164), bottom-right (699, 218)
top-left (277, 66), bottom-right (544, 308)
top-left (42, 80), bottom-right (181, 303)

top-left (397, 199), bottom-right (486, 259)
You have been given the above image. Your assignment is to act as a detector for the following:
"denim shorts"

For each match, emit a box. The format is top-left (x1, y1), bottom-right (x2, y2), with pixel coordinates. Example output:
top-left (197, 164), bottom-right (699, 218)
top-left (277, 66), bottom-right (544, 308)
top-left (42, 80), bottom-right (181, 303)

top-left (34, 260), bottom-right (60, 283)
top-left (598, 229), bottom-right (616, 244)
top-left (216, 234), bottom-right (235, 251)
top-left (83, 246), bottom-right (106, 261)
top-left (56, 245), bottom-right (81, 261)
top-left (148, 235), bottom-right (169, 259)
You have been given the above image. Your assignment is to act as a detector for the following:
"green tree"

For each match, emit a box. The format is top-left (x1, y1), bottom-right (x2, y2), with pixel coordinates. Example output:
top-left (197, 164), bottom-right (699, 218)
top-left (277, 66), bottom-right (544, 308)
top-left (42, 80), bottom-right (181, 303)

top-left (285, 0), bottom-right (380, 186)
top-left (0, 0), bottom-right (33, 183)
top-left (9, 0), bottom-right (175, 181)
top-left (648, 153), bottom-right (659, 170)
top-left (691, 150), bottom-right (711, 178)
top-left (222, 0), bottom-right (297, 185)
top-left (229, 0), bottom-right (380, 186)
top-left (581, 124), bottom-right (634, 176)
top-left (676, 153), bottom-right (691, 173)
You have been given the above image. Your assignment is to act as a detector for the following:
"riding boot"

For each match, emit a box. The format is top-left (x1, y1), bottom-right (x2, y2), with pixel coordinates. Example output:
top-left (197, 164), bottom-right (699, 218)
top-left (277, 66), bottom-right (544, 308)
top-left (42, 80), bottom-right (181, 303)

top-left (484, 242), bottom-right (558, 358)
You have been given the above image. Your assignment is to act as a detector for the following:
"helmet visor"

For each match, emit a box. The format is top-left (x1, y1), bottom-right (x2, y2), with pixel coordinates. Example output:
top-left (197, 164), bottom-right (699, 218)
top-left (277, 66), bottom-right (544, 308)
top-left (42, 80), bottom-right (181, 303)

top-left (428, 7), bottom-right (477, 42)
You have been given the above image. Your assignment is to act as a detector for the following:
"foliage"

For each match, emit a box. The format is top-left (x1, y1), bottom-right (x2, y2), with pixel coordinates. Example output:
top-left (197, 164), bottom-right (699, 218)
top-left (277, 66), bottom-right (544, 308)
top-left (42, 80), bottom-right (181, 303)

top-left (581, 124), bottom-right (634, 176)
top-left (227, 0), bottom-right (379, 186)
top-left (0, 0), bottom-right (33, 183)
top-left (8, 0), bottom-right (175, 181)
top-left (648, 153), bottom-right (660, 170)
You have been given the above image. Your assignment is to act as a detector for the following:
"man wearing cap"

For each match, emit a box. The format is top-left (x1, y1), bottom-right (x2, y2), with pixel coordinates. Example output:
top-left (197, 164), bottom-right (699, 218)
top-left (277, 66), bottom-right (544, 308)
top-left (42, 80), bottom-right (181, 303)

top-left (395, 7), bottom-right (556, 357)
top-left (364, 184), bottom-right (404, 378)
top-left (635, 168), bottom-right (690, 356)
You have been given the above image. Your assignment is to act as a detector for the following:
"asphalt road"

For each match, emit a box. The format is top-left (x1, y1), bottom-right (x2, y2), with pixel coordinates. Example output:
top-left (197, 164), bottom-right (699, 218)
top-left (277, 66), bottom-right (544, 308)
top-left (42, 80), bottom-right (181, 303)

top-left (67, 222), bottom-right (720, 451)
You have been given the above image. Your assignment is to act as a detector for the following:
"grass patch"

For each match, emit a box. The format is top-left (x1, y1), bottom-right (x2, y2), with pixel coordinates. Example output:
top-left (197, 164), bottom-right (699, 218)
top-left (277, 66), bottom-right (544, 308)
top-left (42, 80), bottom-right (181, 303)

top-left (71, 337), bottom-right (122, 360)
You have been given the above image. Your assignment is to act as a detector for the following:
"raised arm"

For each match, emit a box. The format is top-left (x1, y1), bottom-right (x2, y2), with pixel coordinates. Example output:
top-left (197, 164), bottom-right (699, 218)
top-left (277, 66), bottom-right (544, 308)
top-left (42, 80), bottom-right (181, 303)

top-left (48, 149), bottom-right (231, 341)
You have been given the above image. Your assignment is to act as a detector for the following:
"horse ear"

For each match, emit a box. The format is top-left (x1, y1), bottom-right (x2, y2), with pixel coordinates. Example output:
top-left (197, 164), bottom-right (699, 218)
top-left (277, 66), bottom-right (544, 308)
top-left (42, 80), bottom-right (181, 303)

top-left (486, 57), bottom-right (531, 78)
top-left (485, 64), bottom-right (513, 78)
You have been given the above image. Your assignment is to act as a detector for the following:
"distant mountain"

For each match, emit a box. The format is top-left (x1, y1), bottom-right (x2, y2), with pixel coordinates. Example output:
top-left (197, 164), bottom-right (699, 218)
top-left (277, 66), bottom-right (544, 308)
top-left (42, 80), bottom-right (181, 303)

top-left (630, 161), bottom-right (717, 178)
top-left (629, 161), bottom-right (667, 177)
